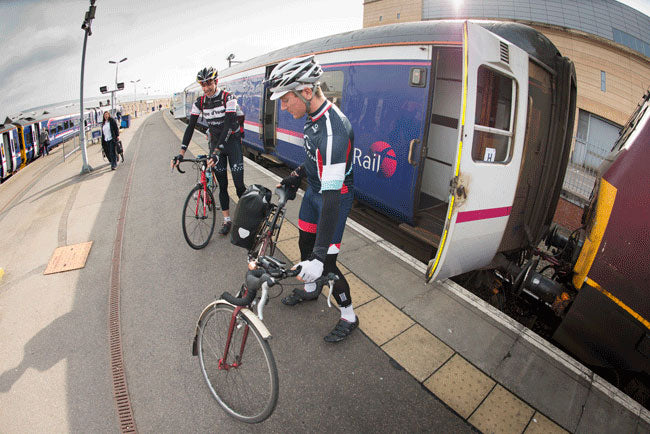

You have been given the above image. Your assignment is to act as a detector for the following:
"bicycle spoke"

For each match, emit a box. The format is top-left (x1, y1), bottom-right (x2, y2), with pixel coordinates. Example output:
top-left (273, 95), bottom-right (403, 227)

top-left (198, 305), bottom-right (278, 422)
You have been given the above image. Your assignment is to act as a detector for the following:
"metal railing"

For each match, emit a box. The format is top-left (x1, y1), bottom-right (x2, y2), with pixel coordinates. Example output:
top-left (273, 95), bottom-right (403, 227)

top-left (561, 138), bottom-right (610, 206)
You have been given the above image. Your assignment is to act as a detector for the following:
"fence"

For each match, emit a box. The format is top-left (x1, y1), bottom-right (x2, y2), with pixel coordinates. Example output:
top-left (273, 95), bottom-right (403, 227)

top-left (560, 137), bottom-right (611, 206)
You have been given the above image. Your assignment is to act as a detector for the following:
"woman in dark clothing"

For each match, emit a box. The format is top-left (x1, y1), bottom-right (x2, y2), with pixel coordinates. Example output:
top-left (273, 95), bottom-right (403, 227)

top-left (101, 111), bottom-right (120, 170)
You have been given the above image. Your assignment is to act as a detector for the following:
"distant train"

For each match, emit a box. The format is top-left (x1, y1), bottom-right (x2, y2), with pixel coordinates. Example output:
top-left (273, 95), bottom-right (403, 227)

top-left (0, 106), bottom-right (104, 182)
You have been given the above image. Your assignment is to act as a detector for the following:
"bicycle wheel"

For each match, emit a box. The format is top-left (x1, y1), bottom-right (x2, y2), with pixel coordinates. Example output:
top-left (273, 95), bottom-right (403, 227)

top-left (197, 304), bottom-right (279, 423)
top-left (182, 184), bottom-right (216, 249)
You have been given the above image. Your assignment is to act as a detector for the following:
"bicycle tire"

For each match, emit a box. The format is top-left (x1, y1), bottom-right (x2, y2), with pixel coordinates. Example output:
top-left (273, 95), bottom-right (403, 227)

top-left (197, 304), bottom-right (279, 423)
top-left (182, 184), bottom-right (216, 249)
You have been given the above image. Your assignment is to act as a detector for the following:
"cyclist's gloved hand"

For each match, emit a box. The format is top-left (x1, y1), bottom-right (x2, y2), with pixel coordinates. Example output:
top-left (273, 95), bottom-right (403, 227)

top-left (172, 153), bottom-right (183, 167)
top-left (281, 171), bottom-right (301, 200)
top-left (295, 257), bottom-right (324, 283)
top-left (207, 154), bottom-right (219, 168)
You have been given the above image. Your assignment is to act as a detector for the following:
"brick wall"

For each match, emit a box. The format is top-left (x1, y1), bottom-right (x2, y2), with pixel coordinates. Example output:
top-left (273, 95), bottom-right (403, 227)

top-left (552, 197), bottom-right (584, 230)
top-left (363, 0), bottom-right (421, 27)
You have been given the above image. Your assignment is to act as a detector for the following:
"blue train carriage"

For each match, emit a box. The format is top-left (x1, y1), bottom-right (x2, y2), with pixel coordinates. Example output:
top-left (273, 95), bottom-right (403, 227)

top-left (0, 122), bottom-right (22, 180)
top-left (171, 91), bottom-right (186, 119)
top-left (210, 20), bottom-right (575, 281)
top-left (47, 112), bottom-right (81, 147)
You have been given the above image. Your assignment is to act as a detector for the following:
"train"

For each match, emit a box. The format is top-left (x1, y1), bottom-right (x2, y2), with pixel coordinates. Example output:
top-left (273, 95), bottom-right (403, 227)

top-left (0, 106), bottom-right (104, 182)
top-left (173, 20), bottom-right (648, 383)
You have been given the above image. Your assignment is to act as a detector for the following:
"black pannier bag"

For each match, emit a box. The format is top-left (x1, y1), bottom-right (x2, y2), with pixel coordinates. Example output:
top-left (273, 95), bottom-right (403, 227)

top-left (231, 184), bottom-right (272, 249)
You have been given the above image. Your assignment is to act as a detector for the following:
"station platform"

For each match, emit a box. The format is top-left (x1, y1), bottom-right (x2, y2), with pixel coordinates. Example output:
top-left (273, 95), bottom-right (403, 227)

top-left (162, 110), bottom-right (649, 434)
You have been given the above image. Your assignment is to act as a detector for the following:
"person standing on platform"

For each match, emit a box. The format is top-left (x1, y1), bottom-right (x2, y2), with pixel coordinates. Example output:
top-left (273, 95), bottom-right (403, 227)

top-left (267, 55), bottom-right (358, 342)
top-left (171, 66), bottom-right (246, 235)
top-left (39, 129), bottom-right (50, 156)
top-left (101, 111), bottom-right (120, 170)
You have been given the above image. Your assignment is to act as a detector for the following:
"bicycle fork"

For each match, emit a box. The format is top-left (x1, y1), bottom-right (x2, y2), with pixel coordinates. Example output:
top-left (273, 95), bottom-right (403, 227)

top-left (219, 306), bottom-right (250, 370)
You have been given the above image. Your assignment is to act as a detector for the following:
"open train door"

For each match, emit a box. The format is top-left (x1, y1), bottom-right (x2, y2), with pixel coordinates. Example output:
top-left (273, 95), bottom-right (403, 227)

top-left (260, 65), bottom-right (278, 154)
top-left (427, 21), bottom-right (528, 282)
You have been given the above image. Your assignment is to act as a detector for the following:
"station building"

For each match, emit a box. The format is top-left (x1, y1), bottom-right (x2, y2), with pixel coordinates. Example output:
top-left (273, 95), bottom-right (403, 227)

top-left (363, 0), bottom-right (650, 226)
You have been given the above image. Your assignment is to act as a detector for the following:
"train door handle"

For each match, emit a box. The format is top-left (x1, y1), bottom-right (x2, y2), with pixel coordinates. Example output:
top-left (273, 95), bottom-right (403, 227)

top-left (408, 139), bottom-right (420, 166)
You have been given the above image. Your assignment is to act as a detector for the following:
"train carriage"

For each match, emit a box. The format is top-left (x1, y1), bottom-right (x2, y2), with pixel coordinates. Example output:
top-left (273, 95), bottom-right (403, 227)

top-left (182, 20), bottom-right (576, 283)
top-left (0, 123), bottom-right (21, 180)
top-left (13, 118), bottom-right (45, 164)
top-left (47, 113), bottom-right (81, 148)
top-left (549, 91), bottom-right (650, 375)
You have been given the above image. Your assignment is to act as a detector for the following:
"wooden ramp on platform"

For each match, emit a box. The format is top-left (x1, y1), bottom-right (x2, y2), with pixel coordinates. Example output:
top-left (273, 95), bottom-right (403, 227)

top-left (44, 241), bottom-right (93, 275)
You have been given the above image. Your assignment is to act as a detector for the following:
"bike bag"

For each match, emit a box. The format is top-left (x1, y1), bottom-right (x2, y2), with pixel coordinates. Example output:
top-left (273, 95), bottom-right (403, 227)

top-left (231, 184), bottom-right (272, 249)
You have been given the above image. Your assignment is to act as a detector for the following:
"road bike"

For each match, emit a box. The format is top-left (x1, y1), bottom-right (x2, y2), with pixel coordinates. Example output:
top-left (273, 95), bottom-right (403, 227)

top-left (191, 186), bottom-right (338, 423)
top-left (175, 155), bottom-right (220, 249)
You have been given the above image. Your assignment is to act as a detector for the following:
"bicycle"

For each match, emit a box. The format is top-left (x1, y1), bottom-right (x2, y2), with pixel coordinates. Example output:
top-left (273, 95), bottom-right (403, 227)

top-left (175, 155), bottom-right (220, 249)
top-left (191, 186), bottom-right (339, 423)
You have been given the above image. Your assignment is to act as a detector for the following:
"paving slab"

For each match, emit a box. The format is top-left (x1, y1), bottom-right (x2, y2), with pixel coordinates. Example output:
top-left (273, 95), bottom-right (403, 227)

top-left (404, 285), bottom-right (518, 375)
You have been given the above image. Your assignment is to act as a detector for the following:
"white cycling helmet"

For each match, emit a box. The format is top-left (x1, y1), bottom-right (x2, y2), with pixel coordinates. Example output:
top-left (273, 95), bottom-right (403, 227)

top-left (267, 55), bottom-right (323, 101)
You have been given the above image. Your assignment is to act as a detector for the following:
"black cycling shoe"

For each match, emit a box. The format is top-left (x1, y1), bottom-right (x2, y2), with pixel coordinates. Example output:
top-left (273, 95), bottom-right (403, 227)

top-left (219, 221), bottom-right (232, 235)
top-left (281, 287), bottom-right (320, 306)
top-left (324, 317), bottom-right (359, 343)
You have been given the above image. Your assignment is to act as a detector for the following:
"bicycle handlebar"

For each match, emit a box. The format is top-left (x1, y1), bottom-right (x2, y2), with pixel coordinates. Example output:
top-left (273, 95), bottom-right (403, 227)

top-left (174, 154), bottom-right (219, 174)
top-left (220, 256), bottom-right (339, 307)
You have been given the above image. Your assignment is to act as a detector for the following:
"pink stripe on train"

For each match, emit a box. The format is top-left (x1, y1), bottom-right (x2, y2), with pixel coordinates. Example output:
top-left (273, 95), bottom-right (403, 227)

top-left (456, 206), bottom-right (512, 223)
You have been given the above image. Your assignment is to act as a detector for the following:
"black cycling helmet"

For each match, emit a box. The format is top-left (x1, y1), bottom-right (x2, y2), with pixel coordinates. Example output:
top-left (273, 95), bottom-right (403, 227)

top-left (197, 67), bottom-right (218, 83)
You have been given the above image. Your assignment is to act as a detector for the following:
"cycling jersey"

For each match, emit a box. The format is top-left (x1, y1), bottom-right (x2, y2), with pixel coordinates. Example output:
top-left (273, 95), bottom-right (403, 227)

top-left (295, 99), bottom-right (355, 307)
top-left (302, 101), bottom-right (354, 193)
top-left (182, 89), bottom-right (238, 154)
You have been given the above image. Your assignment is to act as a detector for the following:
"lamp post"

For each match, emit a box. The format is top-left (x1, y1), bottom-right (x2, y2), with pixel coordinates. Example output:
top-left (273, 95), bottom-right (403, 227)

top-left (108, 57), bottom-right (127, 116)
top-left (130, 79), bottom-right (140, 116)
top-left (130, 79), bottom-right (140, 102)
top-left (78, 0), bottom-right (96, 174)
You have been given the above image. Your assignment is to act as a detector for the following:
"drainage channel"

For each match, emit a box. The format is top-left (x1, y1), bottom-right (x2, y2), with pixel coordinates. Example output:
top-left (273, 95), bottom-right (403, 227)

top-left (109, 121), bottom-right (146, 433)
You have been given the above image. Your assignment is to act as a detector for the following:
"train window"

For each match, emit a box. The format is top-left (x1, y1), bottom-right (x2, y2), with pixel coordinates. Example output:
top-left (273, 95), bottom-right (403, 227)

top-left (57, 125), bottom-right (63, 133)
top-left (320, 70), bottom-right (344, 109)
top-left (472, 66), bottom-right (515, 163)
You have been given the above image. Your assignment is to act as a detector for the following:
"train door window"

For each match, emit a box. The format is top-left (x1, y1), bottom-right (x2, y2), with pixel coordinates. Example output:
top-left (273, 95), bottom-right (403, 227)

top-left (320, 70), bottom-right (344, 109)
top-left (472, 66), bottom-right (515, 163)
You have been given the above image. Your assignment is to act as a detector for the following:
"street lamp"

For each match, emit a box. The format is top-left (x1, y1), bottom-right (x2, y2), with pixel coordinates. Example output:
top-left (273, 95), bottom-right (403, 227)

top-left (78, 0), bottom-right (96, 174)
top-left (130, 79), bottom-right (140, 102)
top-left (108, 57), bottom-right (127, 115)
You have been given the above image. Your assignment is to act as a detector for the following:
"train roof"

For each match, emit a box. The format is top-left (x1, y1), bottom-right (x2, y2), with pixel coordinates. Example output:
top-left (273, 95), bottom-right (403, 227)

top-left (218, 20), bottom-right (563, 79)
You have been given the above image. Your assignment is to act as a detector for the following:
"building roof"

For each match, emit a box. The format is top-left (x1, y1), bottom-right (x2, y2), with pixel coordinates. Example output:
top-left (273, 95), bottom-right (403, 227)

top-left (422, 0), bottom-right (650, 58)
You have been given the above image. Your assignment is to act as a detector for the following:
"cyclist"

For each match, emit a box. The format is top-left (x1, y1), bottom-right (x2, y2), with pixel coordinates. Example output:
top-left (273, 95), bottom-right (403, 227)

top-left (171, 67), bottom-right (246, 235)
top-left (267, 55), bottom-right (357, 342)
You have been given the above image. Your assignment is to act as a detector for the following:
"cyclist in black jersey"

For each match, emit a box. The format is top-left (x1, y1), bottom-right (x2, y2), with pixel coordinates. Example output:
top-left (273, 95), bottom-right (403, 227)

top-left (267, 55), bottom-right (358, 342)
top-left (171, 67), bottom-right (246, 235)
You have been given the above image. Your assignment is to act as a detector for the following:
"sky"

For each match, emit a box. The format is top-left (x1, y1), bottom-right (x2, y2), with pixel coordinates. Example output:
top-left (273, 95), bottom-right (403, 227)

top-left (0, 0), bottom-right (363, 116)
top-left (0, 0), bottom-right (648, 117)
